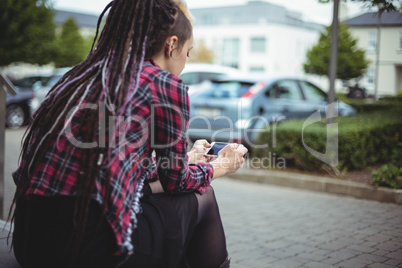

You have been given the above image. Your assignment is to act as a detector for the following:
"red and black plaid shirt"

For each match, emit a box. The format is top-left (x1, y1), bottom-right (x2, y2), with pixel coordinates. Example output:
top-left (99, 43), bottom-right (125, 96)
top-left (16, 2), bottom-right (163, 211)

top-left (13, 60), bottom-right (214, 256)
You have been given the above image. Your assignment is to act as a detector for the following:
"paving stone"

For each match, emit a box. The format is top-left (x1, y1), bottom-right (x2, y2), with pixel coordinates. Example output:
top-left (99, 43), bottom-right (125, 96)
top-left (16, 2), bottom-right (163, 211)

top-left (232, 256), bottom-right (277, 268)
top-left (350, 253), bottom-right (388, 265)
top-left (337, 259), bottom-right (368, 268)
top-left (385, 251), bottom-right (402, 261)
top-left (265, 248), bottom-right (297, 260)
top-left (281, 244), bottom-right (309, 255)
top-left (318, 241), bottom-right (349, 251)
top-left (384, 258), bottom-right (402, 266)
top-left (368, 263), bottom-right (397, 268)
top-left (377, 241), bottom-right (402, 252)
top-left (297, 252), bottom-right (327, 262)
top-left (320, 257), bottom-right (343, 265)
top-left (361, 241), bottom-right (380, 248)
top-left (324, 248), bottom-right (360, 260)
top-left (269, 258), bottom-right (303, 268)
top-left (347, 244), bottom-right (377, 254)
top-left (306, 248), bottom-right (331, 255)
top-left (266, 240), bottom-right (295, 250)
top-left (371, 249), bottom-right (392, 257)
top-left (303, 261), bottom-right (337, 268)
top-left (365, 234), bottom-right (394, 244)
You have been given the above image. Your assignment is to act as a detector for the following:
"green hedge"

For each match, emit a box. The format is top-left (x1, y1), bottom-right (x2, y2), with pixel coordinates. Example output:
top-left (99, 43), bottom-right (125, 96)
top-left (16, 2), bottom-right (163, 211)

top-left (336, 94), bottom-right (402, 114)
top-left (253, 106), bottom-right (402, 171)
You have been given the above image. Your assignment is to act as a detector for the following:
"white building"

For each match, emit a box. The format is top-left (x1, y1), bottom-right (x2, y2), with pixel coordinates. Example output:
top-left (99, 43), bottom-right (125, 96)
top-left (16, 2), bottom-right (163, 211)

top-left (344, 11), bottom-right (402, 96)
top-left (190, 0), bottom-right (324, 81)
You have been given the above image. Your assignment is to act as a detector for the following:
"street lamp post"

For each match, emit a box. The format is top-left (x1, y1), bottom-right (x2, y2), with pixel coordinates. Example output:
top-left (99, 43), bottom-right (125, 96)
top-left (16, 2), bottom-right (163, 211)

top-left (328, 0), bottom-right (340, 124)
top-left (375, 5), bottom-right (384, 100)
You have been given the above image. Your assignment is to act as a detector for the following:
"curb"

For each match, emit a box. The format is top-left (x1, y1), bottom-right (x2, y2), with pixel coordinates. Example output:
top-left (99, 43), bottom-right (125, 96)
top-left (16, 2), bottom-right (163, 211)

top-left (227, 168), bottom-right (402, 205)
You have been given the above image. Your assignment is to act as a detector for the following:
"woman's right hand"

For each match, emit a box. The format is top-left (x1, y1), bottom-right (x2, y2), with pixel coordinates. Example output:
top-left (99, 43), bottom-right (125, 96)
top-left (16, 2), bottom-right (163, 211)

top-left (210, 144), bottom-right (248, 180)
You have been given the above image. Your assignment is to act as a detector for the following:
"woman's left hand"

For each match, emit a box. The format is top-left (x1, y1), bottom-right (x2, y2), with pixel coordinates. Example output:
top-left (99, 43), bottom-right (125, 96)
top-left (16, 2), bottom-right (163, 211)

top-left (188, 139), bottom-right (215, 164)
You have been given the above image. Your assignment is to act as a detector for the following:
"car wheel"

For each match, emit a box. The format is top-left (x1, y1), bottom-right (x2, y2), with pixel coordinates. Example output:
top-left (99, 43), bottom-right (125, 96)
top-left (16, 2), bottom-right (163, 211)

top-left (6, 104), bottom-right (25, 129)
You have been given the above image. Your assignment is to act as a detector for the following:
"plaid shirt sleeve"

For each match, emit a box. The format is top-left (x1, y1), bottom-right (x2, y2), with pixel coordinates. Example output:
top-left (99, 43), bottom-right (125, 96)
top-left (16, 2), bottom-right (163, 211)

top-left (148, 67), bottom-right (213, 194)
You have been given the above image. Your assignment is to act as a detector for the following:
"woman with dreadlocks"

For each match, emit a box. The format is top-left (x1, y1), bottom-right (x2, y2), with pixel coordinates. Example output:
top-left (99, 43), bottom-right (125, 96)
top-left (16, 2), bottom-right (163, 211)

top-left (11, 0), bottom-right (247, 267)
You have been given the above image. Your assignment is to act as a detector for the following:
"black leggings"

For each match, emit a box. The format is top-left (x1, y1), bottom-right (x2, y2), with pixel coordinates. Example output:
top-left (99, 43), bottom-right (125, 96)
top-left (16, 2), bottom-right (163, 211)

top-left (13, 186), bottom-right (227, 268)
top-left (184, 187), bottom-right (228, 268)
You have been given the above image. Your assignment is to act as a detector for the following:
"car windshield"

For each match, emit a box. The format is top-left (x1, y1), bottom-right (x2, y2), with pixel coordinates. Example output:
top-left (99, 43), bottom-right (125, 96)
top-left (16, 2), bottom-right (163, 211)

top-left (193, 81), bottom-right (253, 99)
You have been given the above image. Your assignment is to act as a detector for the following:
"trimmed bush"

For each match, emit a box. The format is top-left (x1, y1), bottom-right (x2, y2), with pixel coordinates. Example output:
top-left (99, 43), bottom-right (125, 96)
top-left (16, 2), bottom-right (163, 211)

top-left (371, 164), bottom-right (402, 189)
top-left (254, 106), bottom-right (402, 171)
top-left (336, 93), bottom-right (402, 114)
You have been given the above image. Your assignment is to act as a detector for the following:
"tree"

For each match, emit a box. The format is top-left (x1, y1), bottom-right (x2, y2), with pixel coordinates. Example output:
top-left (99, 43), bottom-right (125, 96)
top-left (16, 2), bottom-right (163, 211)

top-left (348, 0), bottom-right (400, 12)
top-left (54, 17), bottom-right (88, 68)
top-left (304, 23), bottom-right (369, 80)
top-left (318, 0), bottom-right (400, 12)
top-left (187, 40), bottom-right (214, 63)
top-left (0, 0), bottom-right (56, 66)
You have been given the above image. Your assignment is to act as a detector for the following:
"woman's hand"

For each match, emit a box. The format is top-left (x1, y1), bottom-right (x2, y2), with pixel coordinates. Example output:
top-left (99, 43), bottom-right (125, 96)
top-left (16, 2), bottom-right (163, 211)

top-left (210, 144), bottom-right (248, 180)
top-left (188, 139), bottom-right (215, 164)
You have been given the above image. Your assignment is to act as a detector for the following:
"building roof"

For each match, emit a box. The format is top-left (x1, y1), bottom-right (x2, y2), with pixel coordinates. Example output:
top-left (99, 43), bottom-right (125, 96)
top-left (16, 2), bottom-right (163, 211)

top-left (344, 11), bottom-right (402, 27)
top-left (54, 10), bottom-right (99, 28)
top-left (189, 0), bottom-right (323, 31)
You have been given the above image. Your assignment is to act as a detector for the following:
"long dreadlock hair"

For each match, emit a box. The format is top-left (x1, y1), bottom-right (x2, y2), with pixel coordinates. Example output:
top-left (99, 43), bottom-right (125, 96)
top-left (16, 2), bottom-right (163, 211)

top-left (9, 0), bottom-right (193, 255)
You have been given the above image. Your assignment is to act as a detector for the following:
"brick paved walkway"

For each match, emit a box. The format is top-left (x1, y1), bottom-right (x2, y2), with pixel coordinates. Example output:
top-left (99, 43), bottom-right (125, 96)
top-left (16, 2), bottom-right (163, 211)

top-left (213, 178), bottom-right (402, 268)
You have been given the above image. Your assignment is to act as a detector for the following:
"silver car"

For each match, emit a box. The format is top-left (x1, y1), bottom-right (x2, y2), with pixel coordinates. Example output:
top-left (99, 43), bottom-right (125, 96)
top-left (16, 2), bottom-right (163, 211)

top-left (179, 63), bottom-right (240, 96)
top-left (188, 74), bottom-right (356, 148)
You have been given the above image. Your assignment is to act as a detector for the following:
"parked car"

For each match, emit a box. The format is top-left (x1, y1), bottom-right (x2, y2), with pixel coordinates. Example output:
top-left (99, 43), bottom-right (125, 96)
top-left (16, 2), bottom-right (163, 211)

top-left (6, 75), bottom-right (51, 128)
top-left (29, 67), bottom-right (71, 116)
top-left (188, 74), bottom-right (356, 148)
top-left (12, 75), bottom-right (51, 91)
top-left (179, 63), bottom-right (239, 95)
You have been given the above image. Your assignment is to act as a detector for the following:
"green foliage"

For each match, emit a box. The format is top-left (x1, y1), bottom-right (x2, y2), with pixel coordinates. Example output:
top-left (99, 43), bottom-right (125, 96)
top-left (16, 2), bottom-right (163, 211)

top-left (319, 0), bottom-right (400, 12)
top-left (254, 106), bottom-right (402, 172)
top-left (54, 17), bottom-right (88, 68)
top-left (371, 164), bottom-right (402, 189)
top-left (345, 100), bottom-right (396, 114)
top-left (338, 96), bottom-right (402, 114)
top-left (348, 0), bottom-right (400, 12)
top-left (304, 23), bottom-right (370, 80)
top-left (0, 0), bottom-right (57, 66)
top-left (391, 143), bottom-right (402, 166)
top-left (85, 35), bottom-right (96, 54)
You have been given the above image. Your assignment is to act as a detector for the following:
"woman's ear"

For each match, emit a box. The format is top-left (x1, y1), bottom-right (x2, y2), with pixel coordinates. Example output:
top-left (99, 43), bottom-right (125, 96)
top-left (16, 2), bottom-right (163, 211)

top-left (165, 36), bottom-right (179, 58)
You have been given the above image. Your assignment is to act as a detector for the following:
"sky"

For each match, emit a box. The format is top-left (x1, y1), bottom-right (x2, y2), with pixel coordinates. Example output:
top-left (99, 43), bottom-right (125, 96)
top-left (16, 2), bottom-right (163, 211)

top-left (52, 0), bottom-right (374, 25)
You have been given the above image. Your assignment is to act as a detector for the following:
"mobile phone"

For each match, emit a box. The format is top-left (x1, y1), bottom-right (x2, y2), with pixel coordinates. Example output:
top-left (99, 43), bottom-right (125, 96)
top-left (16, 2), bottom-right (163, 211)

top-left (204, 142), bottom-right (230, 156)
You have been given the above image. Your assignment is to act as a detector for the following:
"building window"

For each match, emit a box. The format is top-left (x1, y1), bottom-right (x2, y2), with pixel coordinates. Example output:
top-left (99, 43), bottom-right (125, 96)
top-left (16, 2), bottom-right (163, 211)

top-left (222, 38), bottom-right (240, 69)
top-left (367, 68), bottom-right (374, 85)
top-left (199, 14), bottom-right (215, 25)
top-left (250, 37), bottom-right (266, 53)
top-left (368, 32), bottom-right (377, 52)
top-left (249, 66), bottom-right (265, 72)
